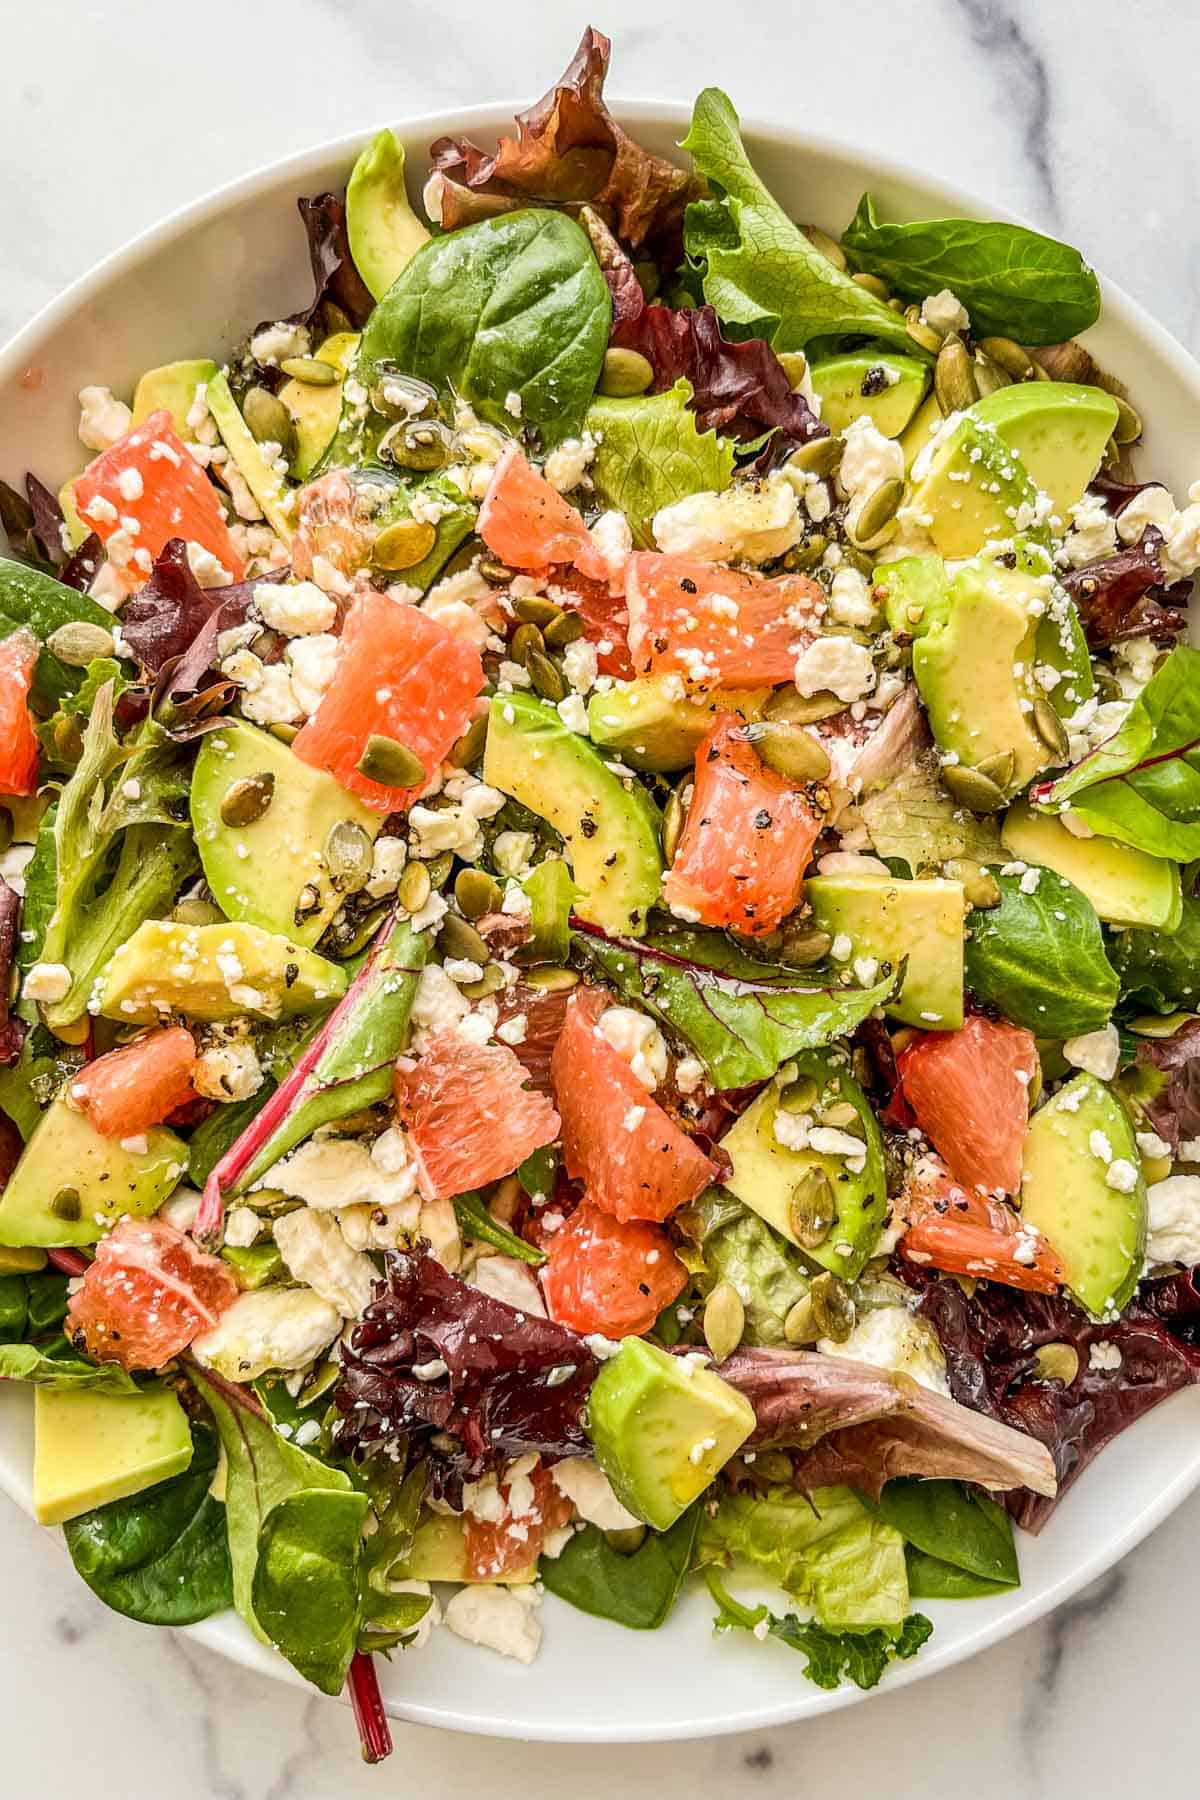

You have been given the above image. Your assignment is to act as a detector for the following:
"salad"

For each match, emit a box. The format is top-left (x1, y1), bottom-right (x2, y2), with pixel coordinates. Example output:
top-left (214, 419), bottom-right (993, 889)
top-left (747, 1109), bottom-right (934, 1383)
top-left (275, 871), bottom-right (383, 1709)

top-left (3, 22), bottom-right (1200, 1763)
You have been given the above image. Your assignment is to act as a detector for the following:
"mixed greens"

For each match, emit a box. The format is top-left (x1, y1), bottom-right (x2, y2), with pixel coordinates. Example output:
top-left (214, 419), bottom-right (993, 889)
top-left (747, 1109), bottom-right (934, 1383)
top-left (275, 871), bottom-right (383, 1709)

top-left (3, 22), bottom-right (1200, 1765)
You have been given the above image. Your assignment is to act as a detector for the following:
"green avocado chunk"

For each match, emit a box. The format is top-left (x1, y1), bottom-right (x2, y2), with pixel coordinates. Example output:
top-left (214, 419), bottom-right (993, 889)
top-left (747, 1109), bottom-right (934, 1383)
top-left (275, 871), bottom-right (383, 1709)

top-left (0, 1096), bottom-right (186, 1249)
top-left (719, 1051), bottom-right (887, 1282)
top-left (1021, 1073), bottom-right (1147, 1317)
top-left (587, 1337), bottom-right (755, 1531)
top-left (191, 721), bottom-right (379, 947)
top-left (346, 129), bottom-right (430, 302)
top-left (131, 359), bottom-right (218, 438)
top-left (1001, 802), bottom-right (1182, 931)
top-left (34, 1387), bottom-right (193, 1526)
top-left (97, 919), bottom-right (347, 1024)
top-left (205, 371), bottom-right (293, 541)
top-left (399, 1513), bottom-right (537, 1584)
top-left (809, 351), bottom-right (929, 437)
top-left (805, 874), bottom-right (965, 1029)
top-left (586, 677), bottom-right (768, 773)
top-left (483, 690), bottom-right (662, 936)
top-left (277, 332), bottom-right (360, 480)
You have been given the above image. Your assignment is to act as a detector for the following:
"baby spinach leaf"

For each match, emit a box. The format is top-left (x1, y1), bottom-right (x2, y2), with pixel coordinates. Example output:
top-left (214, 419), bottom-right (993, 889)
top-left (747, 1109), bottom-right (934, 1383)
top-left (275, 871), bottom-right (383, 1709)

top-left (63, 1425), bottom-right (234, 1625)
top-left (840, 195), bottom-right (1100, 344)
top-left (904, 1549), bottom-right (1012, 1600)
top-left (352, 209), bottom-right (610, 448)
top-left (0, 1274), bottom-right (27, 1342)
top-left (452, 1189), bottom-right (546, 1267)
top-left (540, 1504), bottom-right (701, 1629)
top-left (706, 1568), bottom-right (932, 1690)
top-left (865, 1479), bottom-right (1019, 1587)
top-left (963, 868), bottom-right (1119, 1037)
top-left (586, 380), bottom-right (735, 547)
top-left (1110, 889), bottom-right (1200, 1013)
top-left (25, 1269), bottom-right (69, 1334)
top-left (251, 1489), bottom-right (369, 1695)
top-left (1036, 647), bottom-right (1200, 860)
top-left (577, 924), bottom-right (898, 1088)
top-left (680, 91), bottom-right (916, 355)
top-left (0, 1340), bottom-right (139, 1392)
top-left (0, 556), bottom-right (121, 708)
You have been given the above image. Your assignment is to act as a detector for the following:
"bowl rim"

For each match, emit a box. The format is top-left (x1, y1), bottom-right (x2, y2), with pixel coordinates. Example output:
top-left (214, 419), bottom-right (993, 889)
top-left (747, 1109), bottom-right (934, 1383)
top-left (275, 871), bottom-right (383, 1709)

top-left (3, 97), bottom-right (1200, 1743)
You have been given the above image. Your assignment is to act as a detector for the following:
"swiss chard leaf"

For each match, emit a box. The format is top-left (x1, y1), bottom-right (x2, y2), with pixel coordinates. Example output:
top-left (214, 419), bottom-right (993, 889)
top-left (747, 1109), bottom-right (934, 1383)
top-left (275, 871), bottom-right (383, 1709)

top-left (864, 1479), bottom-right (1019, 1587)
top-left (0, 1340), bottom-right (139, 1392)
top-left (576, 923), bottom-right (898, 1088)
top-left (1110, 888), bottom-right (1200, 1013)
top-left (680, 91), bottom-right (917, 356)
top-left (840, 194), bottom-right (1100, 344)
top-left (63, 1425), bottom-right (234, 1625)
top-left (1035, 646), bottom-right (1200, 859)
top-left (706, 1568), bottom-right (932, 1690)
top-left (963, 868), bottom-right (1119, 1037)
top-left (586, 380), bottom-right (734, 547)
top-left (540, 1503), bottom-right (700, 1629)
top-left (451, 1189), bottom-right (546, 1267)
top-left (0, 555), bottom-right (123, 708)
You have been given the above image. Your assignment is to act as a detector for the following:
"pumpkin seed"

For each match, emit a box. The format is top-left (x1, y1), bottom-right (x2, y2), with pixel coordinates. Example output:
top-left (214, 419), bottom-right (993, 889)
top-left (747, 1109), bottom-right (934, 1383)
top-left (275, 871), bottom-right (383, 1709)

top-left (513, 596), bottom-right (565, 629)
top-left (778, 926), bottom-right (833, 967)
top-left (851, 476), bottom-right (905, 545)
top-left (172, 896), bottom-right (224, 928)
top-left (1113, 396), bottom-right (1143, 445)
top-left (382, 419), bottom-right (452, 472)
top-left (0, 809), bottom-right (12, 856)
top-left (1033, 697), bottom-right (1071, 763)
top-left (398, 861), bottom-right (432, 914)
top-left (243, 387), bottom-right (295, 456)
top-left (777, 351), bottom-right (809, 389)
top-left (962, 870), bottom-right (1002, 911)
top-left (46, 620), bottom-right (115, 666)
top-left (544, 610), bottom-right (585, 649)
top-left (763, 684), bottom-right (845, 725)
top-left (324, 819), bottom-right (374, 893)
top-left (370, 369), bottom-right (437, 419)
top-left (779, 1074), bottom-right (819, 1113)
top-left (524, 965), bottom-right (579, 992)
top-left (663, 786), bottom-right (689, 865)
top-left (819, 1100), bottom-right (860, 1129)
top-left (510, 622), bottom-right (546, 668)
top-left (941, 763), bottom-right (1008, 813)
top-left (786, 435), bottom-right (844, 479)
top-left (851, 271), bottom-right (890, 301)
top-left (439, 911), bottom-right (489, 965)
top-left (934, 333), bottom-right (979, 415)
top-left (789, 1169), bottom-right (836, 1250)
top-left (703, 1281), bottom-right (746, 1362)
top-left (809, 1270), bottom-right (855, 1341)
top-left (322, 301), bottom-right (354, 337)
top-left (529, 650), bottom-right (568, 703)
top-left (356, 733), bottom-right (426, 787)
top-left (973, 356), bottom-right (1012, 399)
top-left (904, 308), bottom-right (944, 355)
top-left (220, 771), bottom-right (276, 827)
top-left (976, 748), bottom-right (1015, 789)
top-left (597, 348), bottom-right (654, 398)
top-left (279, 356), bottom-right (339, 387)
top-left (745, 719), bottom-right (830, 782)
top-left (50, 1187), bottom-right (81, 1223)
top-left (784, 533), bottom-right (828, 571)
top-left (1142, 1152), bottom-right (1173, 1186)
top-left (802, 225), bottom-right (847, 270)
top-left (52, 716), bottom-right (83, 763)
top-left (1033, 1342), bottom-right (1079, 1386)
top-left (426, 850), bottom-right (455, 890)
top-left (270, 722), bottom-right (299, 745)
top-left (371, 517), bottom-right (437, 572)
top-left (455, 867), bottom-right (502, 919)
top-left (977, 336), bottom-right (1034, 380)
top-left (448, 714), bottom-right (488, 768)
top-left (462, 963), bottom-right (508, 1000)
top-left (479, 558), bottom-right (516, 587)
top-left (783, 1294), bottom-right (819, 1345)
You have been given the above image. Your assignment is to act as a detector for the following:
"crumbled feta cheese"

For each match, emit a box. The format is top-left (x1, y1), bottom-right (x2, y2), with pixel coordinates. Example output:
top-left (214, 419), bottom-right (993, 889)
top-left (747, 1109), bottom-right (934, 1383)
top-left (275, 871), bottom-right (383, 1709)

top-left (556, 693), bottom-right (589, 734)
top-left (192, 1286), bottom-right (340, 1380)
top-left (492, 830), bottom-right (535, 878)
top-left (365, 835), bottom-right (407, 899)
top-left (222, 1206), bottom-right (260, 1250)
top-left (1061, 492), bottom-right (1118, 569)
top-left (193, 1035), bottom-right (264, 1103)
top-left (409, 963), bottom-right (471, 1037)
top-left (469, 1254), bottom-right (547, 1316)
top-left (23, 962), bottom-right (72, 1003)
top-left (1112, 635), bottom-right (1160, 698)
top-left (273, 1207), bottom-right (376, 1319)
top-left (77, 385), bottom-right (132, 452)
top-left (286, 633), bottom-right (340, 716)
top-left (818, 1304), bottom-right (950, 1395)
top-left (1115, 485), bottom-right (1175, 545)
top-left (268, 1134), bottom-right (418, 1212)
top-left (1088, 1340), bottom-right (1123, 1373)
top-left (651, 473), bottom-right (802, 565)
top-left (808, 1125), bottom-right (866, 1161)
top-left (1146, 1175), bottom-right (1200, 1265)
top-left (793, 634), bottom-right (875, 702)
top-left (1063, 1024), bottom-right (1119, 1081)
top-left (496, 1013), bottom-right (527, 1046)
top-left (542, 434), bottom-right (596, 494)
top-left (829, 933), bottom-right (853, 962)
top-left (0, 841), bottom-right (35, 897)
top-left (186, 541), bottom-right (232, 588)
top-left (920, 289), bottom-right (970, 336)
top-left (828, 565), bottom-right (879, 628)
top-left (773, 1109), bottom-right (811, 1152)
top-left (443, 1584), bottom-right (542, 1664)
top-left (1136, 1130), bottom-right (1172, 1161)
top-left (250, 321), bottom-right (310, 368)
top-left (240, 663), bottom-right (302, 726)
top-left (562, 638), bottom-right (600, 695)
top-left (597, 1006), bottom-right (669, 1091)
top-left (836, 417), bottom-right (904, 542)
top-left (550, 1457), bottom-right (640, 1530)
top-left (254, 579), bottom-right (337, 637)
top-left (589, 509), bottom-right (633, 582)
top-left (675, 1056), bottom-right (705, 1094)
top-left (1105, 1158), bottom-right (1138, 1193)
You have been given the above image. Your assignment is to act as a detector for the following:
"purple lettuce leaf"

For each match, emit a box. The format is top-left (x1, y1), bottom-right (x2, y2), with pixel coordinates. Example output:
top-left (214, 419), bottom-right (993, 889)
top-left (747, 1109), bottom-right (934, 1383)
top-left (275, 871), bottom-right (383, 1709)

top-left (1134, 1017), bottom-right (1200, 1147)
top-left (294, 194), bottom-right (375, 331)
top-left (121, 540), bottom-right (287, 719)
top-left (1060, 525), bottom-right (1190, 649)
top-left (0, 879), bottom-right (26, 1067)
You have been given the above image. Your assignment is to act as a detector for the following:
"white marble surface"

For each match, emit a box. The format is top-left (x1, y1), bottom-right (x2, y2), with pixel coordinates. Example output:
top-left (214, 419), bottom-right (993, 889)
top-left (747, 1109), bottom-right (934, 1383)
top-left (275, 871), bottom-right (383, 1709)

top-left (3, 0), bottom-right (1200, 1792)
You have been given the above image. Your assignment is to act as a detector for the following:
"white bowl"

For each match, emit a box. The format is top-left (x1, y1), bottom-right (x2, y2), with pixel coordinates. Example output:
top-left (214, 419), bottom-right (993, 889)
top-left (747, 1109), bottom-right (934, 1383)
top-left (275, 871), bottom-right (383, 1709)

top-left (3, 103), bottom-right (1199, 1743)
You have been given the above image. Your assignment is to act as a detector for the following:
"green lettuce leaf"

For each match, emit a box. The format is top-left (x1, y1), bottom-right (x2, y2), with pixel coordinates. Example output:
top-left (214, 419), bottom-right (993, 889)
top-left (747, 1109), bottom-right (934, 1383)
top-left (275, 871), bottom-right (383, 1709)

top-left (452, 1189), bottom-right (546, 1266)
top-left (680, 90), bottom-right (918, 355)
top-left (964, 868), bottom-right (1119, 1037)
top-left (1036, 647), bottom-right (1200, 859)
top-left (676, 1188), bottom-right (808, 1346)
top-left (1110, 887), bottom-right (1200, 1013)
top-left (540, 1504), bottom-right (701, 1630)
top-left (0, 1340), bottom-right (140, 1393)
top-left (859, 756), bottom-right (1003, 873)
top-left (840, 194), bottom-right (1100, 344)
top-left (586, 380), bottom-right (735, 547)
top-left (706, 1568), bottom-right (932, 1690)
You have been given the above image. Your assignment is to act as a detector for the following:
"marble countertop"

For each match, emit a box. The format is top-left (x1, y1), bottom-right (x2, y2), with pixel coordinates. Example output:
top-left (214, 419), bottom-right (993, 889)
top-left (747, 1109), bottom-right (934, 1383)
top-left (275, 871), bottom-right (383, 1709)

top-left (2, 1), bottom-right (1199, 1793)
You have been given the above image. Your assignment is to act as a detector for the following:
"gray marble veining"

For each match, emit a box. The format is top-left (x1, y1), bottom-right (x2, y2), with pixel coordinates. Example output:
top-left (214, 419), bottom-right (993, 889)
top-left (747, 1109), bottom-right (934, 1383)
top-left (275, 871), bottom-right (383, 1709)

top-left (2, 1), bottom-right (1198, 1793)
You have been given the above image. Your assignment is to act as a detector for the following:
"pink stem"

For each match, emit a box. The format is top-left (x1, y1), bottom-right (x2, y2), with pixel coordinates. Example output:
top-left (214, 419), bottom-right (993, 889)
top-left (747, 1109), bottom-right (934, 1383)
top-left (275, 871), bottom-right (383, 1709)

top-left (47, 1247), bottom-right (89, 1277)
top-left (347, 1652), bottom-right (393, 1764)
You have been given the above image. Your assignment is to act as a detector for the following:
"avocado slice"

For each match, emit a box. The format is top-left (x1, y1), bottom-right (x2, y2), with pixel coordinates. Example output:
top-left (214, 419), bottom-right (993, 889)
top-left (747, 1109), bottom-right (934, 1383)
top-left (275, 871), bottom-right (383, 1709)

top-left (1001, 802), bottom-right (1182, 930)
top-left (483, 691), bottom-right (663, 937)
top-left (278, 332), bottom-right (360, 480)
top-left (132, 358), bottom-right (218, 437)
top-left (587, 677), bottom-right (769, 773)
top-left (191, 722), bottom-right (379, 947)
top-left (1021, 1072), bottom-right (1147, 1317)
top-left (898, 391), bottom-right (942, 472)
top-left (57, 481), bottom-right (89, 551)
top-left (346, 129), bottom-right (430, 302)
top-left (0, 1097), bottom-right (186, 1249)
top-left (33, 1386), bottom-right (193, 1526)
top-left (720, 1051), bottom-right (888, 1281)
top-left (399, 1513), bottom-right (537, 1584)
top-left (587, 1337), bottom-right (755, 1531)
top-left (809, 351), bottom-right (929, 437)
top-left (0, 1245), bottom-right (46, 1273)
top-left (908, 383), bottom-right (1119, 557)
top-left (805, 874), bottom-right (965, 1029)
top-left (205, 371), bottom-right (293, 541)
top-left (97, 919), bottom-right (347, 1025)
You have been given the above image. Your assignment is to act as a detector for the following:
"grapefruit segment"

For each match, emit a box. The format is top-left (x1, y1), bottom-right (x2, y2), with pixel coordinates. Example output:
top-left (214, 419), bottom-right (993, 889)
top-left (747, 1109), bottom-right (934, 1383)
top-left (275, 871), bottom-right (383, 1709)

top-left (71, 1027), bottom-right (198, 1139)
top-left (551, 985), bottom-right (717, 1223)
top-left (0, 630), bottom-right (41, 796)
top-left (394, 1031), bottom-right (560, 1200)
top-left (66, 1215), bottom-right (239, 1370)
top-left (625, 553), bottom-right (820, 686)
top-left (73, 410), bottom-right (244, 595)
top-left (541, 1199), bottom-right (686, 1337)
top-left (479, 446), bottom-right (607, 583)
top-left (897, 1013), bottom-right (1037, 1195)
top-left (292, 588), bottom-right (484, 812)
top-left (462, 1461), bottom-right (573, 1580)
top-left (898, 1154), bottom-right (1065, 1294)
top-left (662, 715), bottom-right (823, 937)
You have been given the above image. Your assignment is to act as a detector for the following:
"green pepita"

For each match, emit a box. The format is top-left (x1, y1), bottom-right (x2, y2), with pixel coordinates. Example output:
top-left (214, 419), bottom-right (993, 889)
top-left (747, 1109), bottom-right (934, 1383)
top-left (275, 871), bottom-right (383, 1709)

top-left (172, 896), bottom-right (224, 927)
top-left (973, 356), bottom-right (1013, 399)
top-left (904, 307), bottom-right (944, 356)
top-left (934, 333), bottom-right (979, 415)
top-left (763, 684), bottom-right (845, 725)
top-left (438, 911), bottom-right (490, 966)
top-left (783, 1294), bottom-right (819, 1346)
top-left (220, 771), bottom-right (276, 828)
top-left (356, 733), bottom-right (427, 788)
top-left (279, 356), bottom-right (339, 387)
top-left (512, 596), bottom-right (566, 630)
top-left (819, 1100), bottom-right (860, 1130)
top-left (528, 650), bottom-right (568, 703)
top-left (745, 720), bottom-right (831, 782)
top-left (597, 348), bottom-right (654, 398)
top-left (1033, 698), bottom-right (1071, 763)
top-left (809, 1270), bottom-right (856, 1341)
top-left (852, 477), bottom-right (905, 545)
top-left (243, 387), bottom-right (295, 456)
top-left (510, 622), bottom-right (546, 668)
top-left (802, 226), bottom-right (847, 270)
top-left (663, 784), bottom-right (690, 866)
top-left (1033, 1342), bottom-right (1079, 1386)
top-left (941, 762), bottom-right (1009, 813)
top-left (398, 861), bottom-right (432, 914)
top-left (462, 963), bottom-right (508, 1000)
top-left (381, 419), bottom-right (452, 472)
top-left (455, 867), bottom-right (502, 920)
top-left (777, 351), bottom-right (809, 389)
top-left (544, 610), bottom-right (585, 649)
top-left (46, 620), bottom-right (116, 666)
top-left (479, 558), bottom-right (516, 587)
top-left (778, 926), bottom-right (834, 968)
top-left (50, 1187), bottom-right (82, 1223)
top-left (324, 818), bottom-right (374, 893)
top-left (977, 336), bottom-right (1034, 380)
top-left (270, 722), bottom-right (299, 745)
top-left (524, 966), bottom-right (580, 992)
top-left (975, 748), bottom-right (1016, 790)
top-left (789, 1169), bottom-right (836, 1251)
top-left (370, 369), bottom-right (438, 420)
top-left (371, 517), bottom-right (438, 572)
top-left (703, 1281), bottom-right (746, 1362)
top-left (779, 1074), bottom-right (819, 1113)
top-left (425, 850), bottom-right (455, 890)
top-left (850, 271), bottom-right (890, 302)
top-left (786, 436), bottom-right (844, 479)
top-left (784, 533), bottom-right (828, 571)
top-left (448, 714), bottom-right (488, 768)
